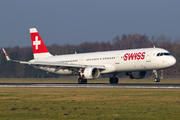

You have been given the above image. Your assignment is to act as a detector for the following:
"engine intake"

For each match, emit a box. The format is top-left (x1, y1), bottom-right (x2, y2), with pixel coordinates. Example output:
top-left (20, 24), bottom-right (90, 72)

top-left (80, 67), bottom-right (100, 79)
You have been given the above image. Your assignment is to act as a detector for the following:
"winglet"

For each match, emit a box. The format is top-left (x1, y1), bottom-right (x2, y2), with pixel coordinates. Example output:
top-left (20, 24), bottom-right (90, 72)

top-left (2, 48), bottom-right (11, 61)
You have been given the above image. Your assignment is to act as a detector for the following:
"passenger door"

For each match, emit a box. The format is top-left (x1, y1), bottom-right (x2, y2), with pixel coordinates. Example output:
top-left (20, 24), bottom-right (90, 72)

top-left (79, 57), bottom-right (83, 65)
top-left (115, 55), bottom-right (119, 64)
top-left (146, 51), bottom-right (152, 62)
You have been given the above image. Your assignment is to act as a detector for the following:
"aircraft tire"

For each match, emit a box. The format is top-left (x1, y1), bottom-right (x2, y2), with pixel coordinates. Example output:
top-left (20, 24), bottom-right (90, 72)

top-left (78, 78), bottom-right (87, 84)
top-left (109, 77), bottom-right (119, 84)
top-left (78, 78), bottom-right (83, 84)
top-left (115, 77), bottom-right (119, 83)
top-left (154, 78), bottom-right (160, 82)
top-left (84, 79), bottom-right (87, 84)
top-left (109, 77), bottom-right (113, 84)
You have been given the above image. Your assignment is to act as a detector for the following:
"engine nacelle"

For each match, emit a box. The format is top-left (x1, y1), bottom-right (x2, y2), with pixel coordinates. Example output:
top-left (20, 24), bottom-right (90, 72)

top-left (126, 71), bottom-right (147, 79)
top-left (80, 67), bottom-right (100, 79)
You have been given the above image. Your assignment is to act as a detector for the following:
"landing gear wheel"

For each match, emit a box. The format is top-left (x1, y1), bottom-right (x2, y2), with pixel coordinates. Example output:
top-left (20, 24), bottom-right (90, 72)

top-left (109, 77), bottom-right (114, 84)
top-left (109, 77), bottom-right (119, 84)
top-left (114, 77), bottom-right (119, 83)
top-left (78, 78), bottom-right (82, 84)
top-left (78, 78), bottom-right (87, 84)
top-left (154, 78), bottom-right (160, 82)
top-left (84, 79), bottom-right (87, 84)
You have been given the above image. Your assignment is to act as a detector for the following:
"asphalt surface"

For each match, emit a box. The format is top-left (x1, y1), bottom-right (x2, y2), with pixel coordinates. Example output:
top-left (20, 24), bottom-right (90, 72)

top-left (0, 83), bottom-right (180, 89)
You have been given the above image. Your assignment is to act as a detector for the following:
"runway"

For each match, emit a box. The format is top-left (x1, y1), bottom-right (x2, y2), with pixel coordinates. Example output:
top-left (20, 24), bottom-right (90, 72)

top-left (1, 83), bottom-right (180, 89)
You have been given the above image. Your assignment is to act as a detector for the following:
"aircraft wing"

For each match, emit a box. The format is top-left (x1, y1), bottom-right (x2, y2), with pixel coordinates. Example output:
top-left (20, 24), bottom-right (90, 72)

top-left (20, 61), bottom-right (105, 69)
top-left (2, 48), bottom-right (105, 70)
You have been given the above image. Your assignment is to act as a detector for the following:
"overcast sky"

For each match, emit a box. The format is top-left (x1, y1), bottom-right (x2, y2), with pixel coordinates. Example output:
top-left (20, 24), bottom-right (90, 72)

top-left (0, 0), bottom-right (180, 47)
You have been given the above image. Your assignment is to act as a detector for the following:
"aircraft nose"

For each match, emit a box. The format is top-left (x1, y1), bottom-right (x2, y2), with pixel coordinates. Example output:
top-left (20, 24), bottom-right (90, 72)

top-left (169, 57), bottom-right (176, 66)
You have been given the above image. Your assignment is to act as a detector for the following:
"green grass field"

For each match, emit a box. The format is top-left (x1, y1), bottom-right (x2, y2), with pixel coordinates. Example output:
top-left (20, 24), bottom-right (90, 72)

top-left (0, 78), bottom-right (180, 120)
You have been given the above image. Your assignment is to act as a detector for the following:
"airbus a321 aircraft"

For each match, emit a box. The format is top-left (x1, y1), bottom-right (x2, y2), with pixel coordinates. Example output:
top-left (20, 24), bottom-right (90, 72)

top-left (2, 28), bottom-right (176, 84)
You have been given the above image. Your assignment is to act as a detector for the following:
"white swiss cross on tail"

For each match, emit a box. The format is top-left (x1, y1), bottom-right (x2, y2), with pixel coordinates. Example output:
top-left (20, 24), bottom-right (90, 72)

top-left (33, 36), bottom-right (41, 50)
top-left (30, 28), bottom-right (52, 59)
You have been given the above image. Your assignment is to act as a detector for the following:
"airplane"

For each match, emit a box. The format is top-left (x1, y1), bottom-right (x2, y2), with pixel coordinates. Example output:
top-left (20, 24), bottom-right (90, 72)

top-left (2, 28), bottom-right (176, 84)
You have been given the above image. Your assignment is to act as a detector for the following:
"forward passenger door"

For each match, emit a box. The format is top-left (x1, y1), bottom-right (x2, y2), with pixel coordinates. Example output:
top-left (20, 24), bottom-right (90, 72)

top-left (146, 51), bottom-right (152, 62)
top-left (115, 55), bottom-right (119, 64)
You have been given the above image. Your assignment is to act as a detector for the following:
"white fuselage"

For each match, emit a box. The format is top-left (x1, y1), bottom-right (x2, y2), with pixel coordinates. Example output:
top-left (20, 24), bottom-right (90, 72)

top-left (3, 28), bottom-right (176, 83)
top-left (29, 48), bottom-right (176, 76)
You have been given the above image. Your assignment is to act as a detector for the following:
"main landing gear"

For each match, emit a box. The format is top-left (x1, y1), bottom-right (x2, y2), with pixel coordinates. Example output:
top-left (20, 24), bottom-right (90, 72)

top-left (109, 77), bottom-right (119, 84)
top-left (78, 77), bottom-right (87, 84)
top-left (153, 70), bottom-right (160, 82)
top-left (78, 72), bottom-right (87, 84)
top-left (109, 73), bottom-right (119, 84)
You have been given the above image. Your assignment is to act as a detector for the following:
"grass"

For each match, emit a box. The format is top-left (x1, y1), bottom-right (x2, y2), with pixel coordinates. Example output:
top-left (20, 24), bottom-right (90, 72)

top-left (0, 78), bottom-right (180, 119)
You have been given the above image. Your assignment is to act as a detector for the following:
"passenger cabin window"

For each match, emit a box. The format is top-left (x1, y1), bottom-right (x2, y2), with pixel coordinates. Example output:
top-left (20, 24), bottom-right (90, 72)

top-left (157, 52), bottom-right (172, 56)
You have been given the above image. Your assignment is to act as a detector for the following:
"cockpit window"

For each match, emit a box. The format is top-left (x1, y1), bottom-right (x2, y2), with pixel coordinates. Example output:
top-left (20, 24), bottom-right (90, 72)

top-left (164, 53), bottom-right (170, 55)
top-left (157, 52), bottom-right (172, 56)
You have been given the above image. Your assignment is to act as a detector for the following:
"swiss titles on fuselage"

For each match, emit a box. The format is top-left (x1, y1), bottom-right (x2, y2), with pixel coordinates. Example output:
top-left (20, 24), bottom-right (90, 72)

top-left (123, 52), bottom-right (145, 61)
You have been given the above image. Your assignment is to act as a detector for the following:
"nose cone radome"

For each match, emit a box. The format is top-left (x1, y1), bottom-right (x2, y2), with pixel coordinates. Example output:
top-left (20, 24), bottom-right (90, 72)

top-left (169, 57), bottom-right (176, 66)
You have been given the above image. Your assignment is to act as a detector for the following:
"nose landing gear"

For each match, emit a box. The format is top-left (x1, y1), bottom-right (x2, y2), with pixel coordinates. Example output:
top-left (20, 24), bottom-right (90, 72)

top-left (153, 70), bottom-right (160, 82)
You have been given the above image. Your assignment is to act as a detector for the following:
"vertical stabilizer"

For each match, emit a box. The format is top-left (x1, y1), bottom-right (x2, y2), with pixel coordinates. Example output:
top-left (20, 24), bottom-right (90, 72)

top-left (30, 28), bottom-right (52, 59)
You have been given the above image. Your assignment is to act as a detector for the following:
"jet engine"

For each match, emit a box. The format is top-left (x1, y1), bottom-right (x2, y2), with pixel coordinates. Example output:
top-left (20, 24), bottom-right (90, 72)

top-left (126, 71), bottom-right (147, 79)
top-left (80, 67), bottom-right (100, 79)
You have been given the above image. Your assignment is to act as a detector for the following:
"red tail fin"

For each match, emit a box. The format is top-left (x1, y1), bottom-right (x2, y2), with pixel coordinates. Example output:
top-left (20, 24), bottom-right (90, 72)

top-left (30, 28), bottom-right (52, 59)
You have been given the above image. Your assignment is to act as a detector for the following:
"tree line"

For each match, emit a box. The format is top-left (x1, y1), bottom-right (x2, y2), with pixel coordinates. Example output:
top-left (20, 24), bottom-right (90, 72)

top-left (0, 33), bottom-right (179, 78)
